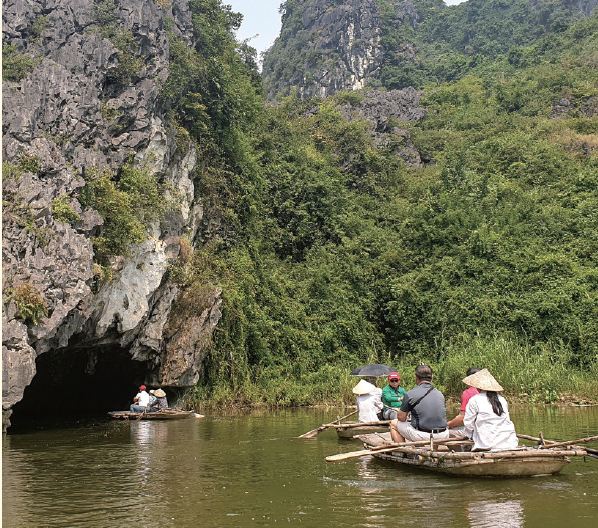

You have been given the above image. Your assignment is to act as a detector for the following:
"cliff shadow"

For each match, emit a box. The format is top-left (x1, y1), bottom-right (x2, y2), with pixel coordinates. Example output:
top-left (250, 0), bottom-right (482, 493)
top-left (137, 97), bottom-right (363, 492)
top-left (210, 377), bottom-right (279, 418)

top-left (9, 347), bottom-right (148, 427)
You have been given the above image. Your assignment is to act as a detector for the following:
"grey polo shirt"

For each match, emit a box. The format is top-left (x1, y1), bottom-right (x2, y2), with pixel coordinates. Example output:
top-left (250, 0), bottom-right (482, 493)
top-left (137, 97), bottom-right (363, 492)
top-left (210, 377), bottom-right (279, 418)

top-left (400, 381), bottom-right (447, 431)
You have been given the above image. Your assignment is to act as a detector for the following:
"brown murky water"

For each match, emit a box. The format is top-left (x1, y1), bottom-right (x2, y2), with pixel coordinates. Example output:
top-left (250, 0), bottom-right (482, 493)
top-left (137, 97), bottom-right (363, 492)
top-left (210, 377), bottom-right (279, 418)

top-left (3, 405), bottom-right (598, 527)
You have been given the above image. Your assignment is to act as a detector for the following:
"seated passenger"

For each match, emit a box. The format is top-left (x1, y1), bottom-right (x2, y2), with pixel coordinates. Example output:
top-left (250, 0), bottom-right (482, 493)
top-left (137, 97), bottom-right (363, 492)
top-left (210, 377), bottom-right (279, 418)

top-left (130, 385), bottom-right (150, 413)
top-left (150, 389), bottom-right (169, 411)
top-left (461, 369), bottom-right (518, 451)
top-left (390, 364), bottom-right (449, 443)
top-left (448, 366), bottom-right (481, 438)
top-left (353, 379), bottom-right (383, 423)
top-left (382, 372), bottom-right (406, 420)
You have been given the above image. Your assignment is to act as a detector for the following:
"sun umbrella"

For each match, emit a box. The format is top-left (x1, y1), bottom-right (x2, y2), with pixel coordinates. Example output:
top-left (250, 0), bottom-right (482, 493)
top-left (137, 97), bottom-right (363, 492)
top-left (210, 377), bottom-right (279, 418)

top-left (350, 364), bottom-right (397, 377)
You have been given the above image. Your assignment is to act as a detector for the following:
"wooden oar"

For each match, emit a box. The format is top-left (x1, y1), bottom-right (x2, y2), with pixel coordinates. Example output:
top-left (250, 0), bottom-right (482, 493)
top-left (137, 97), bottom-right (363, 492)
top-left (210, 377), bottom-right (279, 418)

top-left (326, 437), bottom-right (471, 462)
top-left (517, 433), bottom-right (598, 455)
top-left (298, 410), bottom-right (358, 438)
top-left (330, 420), bottom-right (392, 428)
top-left (537, 434), bottom-right (598, 449)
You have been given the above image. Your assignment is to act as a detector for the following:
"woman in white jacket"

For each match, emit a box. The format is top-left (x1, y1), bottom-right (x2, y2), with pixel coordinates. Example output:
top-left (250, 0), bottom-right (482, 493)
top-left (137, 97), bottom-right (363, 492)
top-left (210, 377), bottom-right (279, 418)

top-left (352, 379), bottom-right (383, 423)
top-left (462, 369), bottom-right (518, 451)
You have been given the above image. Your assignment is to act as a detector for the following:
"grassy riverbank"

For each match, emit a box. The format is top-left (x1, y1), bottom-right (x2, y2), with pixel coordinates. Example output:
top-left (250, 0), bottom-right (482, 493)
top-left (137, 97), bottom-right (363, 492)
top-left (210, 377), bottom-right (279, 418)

top-left (183, 334), bottom-right (598, 411)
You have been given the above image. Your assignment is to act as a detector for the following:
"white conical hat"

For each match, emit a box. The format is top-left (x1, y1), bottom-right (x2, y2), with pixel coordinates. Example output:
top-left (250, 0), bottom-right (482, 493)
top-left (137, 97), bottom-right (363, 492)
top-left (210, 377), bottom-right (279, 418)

top-left (352, 379), bottom-right (377, 395)
top-left (462, 368), bottom-right (504, 392)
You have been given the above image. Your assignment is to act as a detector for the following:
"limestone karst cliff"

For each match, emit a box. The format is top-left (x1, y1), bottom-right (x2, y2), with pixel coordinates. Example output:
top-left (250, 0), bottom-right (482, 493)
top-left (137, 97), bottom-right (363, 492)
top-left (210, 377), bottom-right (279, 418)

top-left (262, 0), bottom-right (597, 99)
top-left (2, 0), bottom-right (222, 429)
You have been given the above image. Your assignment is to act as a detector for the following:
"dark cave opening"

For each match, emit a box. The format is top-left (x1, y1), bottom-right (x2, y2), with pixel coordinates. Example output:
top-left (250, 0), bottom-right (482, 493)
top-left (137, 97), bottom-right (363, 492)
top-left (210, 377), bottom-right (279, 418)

top-left (9, 347), bottom-right (151, 427)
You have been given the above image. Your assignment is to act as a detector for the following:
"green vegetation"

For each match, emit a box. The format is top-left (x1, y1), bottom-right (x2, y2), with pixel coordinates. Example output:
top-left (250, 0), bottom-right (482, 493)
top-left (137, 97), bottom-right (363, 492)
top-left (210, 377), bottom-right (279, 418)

top-left (169, 2), bottom-right (598, 408)
top-left (51, 196), bottom-right (82, 224)
top-left (2, 44), bottom-right (42, 81)
top-left (4, 283), bottom-right (49, 325)
top-left (2, 151), bottom-right (42, 180)
top-left (30, 15), bottom-right (49, 42)
top-left (79, 162), bottom-right (169, 265)
top-left (90, 0), bottom-right (144, 86)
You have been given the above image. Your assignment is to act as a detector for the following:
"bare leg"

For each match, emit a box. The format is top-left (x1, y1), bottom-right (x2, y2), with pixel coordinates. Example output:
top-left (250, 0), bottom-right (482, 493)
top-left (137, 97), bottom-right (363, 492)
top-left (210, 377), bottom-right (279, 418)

top-left (390, 419), bottom-right (405, 443)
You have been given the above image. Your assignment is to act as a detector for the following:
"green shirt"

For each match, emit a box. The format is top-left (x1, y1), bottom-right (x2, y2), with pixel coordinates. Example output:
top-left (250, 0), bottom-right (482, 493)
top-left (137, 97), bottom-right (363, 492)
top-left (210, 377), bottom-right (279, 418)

top-left (382, 384), bottom-right (407, 409)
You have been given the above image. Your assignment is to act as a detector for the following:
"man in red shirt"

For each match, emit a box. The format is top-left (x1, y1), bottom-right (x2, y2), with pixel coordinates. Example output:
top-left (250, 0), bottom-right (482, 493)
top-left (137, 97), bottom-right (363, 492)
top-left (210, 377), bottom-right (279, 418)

top-left (448, 367), bottom-right (481, 437)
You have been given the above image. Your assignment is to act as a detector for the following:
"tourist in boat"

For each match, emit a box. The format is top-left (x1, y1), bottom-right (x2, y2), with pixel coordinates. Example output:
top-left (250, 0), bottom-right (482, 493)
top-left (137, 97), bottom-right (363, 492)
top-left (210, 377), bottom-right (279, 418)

top-left (448, 366), bottom-right (481, 438)
top-left (382, 372), bottom-right (407, 420)
top-left (148, 389), bottom-right (169, 412)
top-left (353, 379), bottom-right (383, 422)
top-left (390, 364), bottom-right (449, 443)
top-left (130, 384), bottom-right (150, 413)
top-left (461, 369), bottom-right (518, 451)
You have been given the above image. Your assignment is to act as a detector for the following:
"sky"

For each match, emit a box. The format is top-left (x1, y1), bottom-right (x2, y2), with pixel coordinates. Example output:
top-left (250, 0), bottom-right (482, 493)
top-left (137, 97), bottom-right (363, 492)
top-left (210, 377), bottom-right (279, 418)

top-left (227, 0), bottom-right (469, 56)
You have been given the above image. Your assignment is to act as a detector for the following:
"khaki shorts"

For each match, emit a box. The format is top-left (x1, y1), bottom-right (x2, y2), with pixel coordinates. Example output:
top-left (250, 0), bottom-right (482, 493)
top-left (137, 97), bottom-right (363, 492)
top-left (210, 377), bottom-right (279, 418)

top-left (449, 426), bottom-right (468, 438)
top-left (397, 421), bottom-right (450, 442)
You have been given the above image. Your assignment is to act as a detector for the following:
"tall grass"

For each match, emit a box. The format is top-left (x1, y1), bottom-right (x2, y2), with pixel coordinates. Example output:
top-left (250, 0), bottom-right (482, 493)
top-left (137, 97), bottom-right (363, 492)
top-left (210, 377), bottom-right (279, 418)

top-left (181, 334), bottom-right (598, 411)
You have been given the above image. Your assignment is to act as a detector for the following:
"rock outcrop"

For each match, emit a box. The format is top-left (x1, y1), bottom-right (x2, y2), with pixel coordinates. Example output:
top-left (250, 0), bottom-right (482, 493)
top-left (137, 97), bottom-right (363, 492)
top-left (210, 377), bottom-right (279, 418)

top-left (263, 0), bottom-right (388, 99)
top-left (2, 0), bottom-right (220, 428)
top-left (336, 88), bottom-right (427, 167)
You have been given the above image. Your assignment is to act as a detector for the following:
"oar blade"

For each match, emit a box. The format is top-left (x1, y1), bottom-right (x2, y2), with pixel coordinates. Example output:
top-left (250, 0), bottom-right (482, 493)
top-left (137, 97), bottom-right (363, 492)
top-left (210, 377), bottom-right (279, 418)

top-left (326, 449), bottom-right (374, 462)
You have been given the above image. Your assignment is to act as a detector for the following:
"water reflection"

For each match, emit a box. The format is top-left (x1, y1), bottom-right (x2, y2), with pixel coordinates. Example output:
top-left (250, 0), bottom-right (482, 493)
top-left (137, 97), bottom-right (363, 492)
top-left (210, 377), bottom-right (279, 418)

top-left (3, 406), bottom-right (598, 528)
top-left (467, 500), bottom-right (524, 528)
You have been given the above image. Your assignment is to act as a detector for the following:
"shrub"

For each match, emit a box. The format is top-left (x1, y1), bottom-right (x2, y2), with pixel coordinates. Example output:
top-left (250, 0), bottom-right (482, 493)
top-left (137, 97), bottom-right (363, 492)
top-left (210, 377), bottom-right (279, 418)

top-left (79, 163), bottom-right (168, 264)
top-left (51, 196), bottom-right (82, 223)
top-left (2, 45), bottom-right (41, 81)
top-left (4, 283), bottom-right (48, 325)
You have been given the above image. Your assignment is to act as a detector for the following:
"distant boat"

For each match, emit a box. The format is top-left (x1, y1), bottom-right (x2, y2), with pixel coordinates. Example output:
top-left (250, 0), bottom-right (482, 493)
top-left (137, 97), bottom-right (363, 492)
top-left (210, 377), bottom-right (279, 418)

top-left (108, 410), bottom-right (196, 420)
top-left (354, 432), bottom-right (588, 477)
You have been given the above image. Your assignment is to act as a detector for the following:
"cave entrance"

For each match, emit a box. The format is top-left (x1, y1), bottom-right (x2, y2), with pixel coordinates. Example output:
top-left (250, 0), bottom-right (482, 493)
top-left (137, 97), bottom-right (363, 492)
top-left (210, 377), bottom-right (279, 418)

top-left (9, 346), bottom-right (149, 427)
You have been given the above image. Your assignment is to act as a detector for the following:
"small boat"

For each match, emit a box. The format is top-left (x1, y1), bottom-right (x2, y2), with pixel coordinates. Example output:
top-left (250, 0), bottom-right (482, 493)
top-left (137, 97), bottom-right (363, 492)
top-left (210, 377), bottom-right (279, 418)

top-left (335, 421), bottom-right (390, 439)
top-left (108, 410), bottom-right (195, 420)
top-left (354, 432), bottom-right (589, 477)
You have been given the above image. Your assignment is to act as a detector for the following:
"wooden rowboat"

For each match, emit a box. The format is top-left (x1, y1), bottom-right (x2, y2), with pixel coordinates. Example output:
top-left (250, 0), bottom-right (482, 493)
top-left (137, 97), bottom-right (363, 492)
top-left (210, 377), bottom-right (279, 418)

top-left (355, 433), bottom-right (588, 477)
top-left (335, 421), bottom-right (390, 438)
top-left (108, 410), bottom-right (194, 420)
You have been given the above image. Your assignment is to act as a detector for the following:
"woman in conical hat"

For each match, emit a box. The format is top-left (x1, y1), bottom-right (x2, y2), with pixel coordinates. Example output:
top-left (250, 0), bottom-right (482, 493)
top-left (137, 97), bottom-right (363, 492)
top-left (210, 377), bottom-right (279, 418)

top-left (352, 380), bottom-right (383, 423)
top-left (461, 369), bottom-right (518, 451)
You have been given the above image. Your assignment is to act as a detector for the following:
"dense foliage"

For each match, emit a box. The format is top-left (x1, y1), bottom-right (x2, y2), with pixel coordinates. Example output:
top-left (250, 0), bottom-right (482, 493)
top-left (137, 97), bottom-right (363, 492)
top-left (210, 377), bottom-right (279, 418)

top-left (166, 2), bottom-right (598, 407)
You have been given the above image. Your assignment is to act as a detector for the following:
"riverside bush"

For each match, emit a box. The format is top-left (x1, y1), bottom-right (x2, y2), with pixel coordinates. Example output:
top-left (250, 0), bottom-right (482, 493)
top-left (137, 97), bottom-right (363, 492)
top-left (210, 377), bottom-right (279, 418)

top-left (168, 1), bottom-right (598, 408)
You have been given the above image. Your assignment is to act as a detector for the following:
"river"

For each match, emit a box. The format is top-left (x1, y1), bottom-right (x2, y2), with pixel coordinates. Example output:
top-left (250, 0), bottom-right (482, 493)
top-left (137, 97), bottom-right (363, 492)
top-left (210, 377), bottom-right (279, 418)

top-left (3, 405), bottom-right (597, 527)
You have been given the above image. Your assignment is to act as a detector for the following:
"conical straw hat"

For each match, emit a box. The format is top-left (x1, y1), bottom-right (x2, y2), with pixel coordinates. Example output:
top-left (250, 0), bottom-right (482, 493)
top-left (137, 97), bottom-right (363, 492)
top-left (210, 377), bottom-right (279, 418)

top-left (352, 379), bottom-right (377, 395)
top-left (462, 368), bottom-right (504, 392)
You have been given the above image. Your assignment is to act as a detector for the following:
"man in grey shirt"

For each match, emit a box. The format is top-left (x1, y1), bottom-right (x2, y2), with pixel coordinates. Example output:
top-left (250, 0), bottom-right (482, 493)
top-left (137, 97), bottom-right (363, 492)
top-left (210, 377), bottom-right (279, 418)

top-left (390, 364), bottom-right (449, 443)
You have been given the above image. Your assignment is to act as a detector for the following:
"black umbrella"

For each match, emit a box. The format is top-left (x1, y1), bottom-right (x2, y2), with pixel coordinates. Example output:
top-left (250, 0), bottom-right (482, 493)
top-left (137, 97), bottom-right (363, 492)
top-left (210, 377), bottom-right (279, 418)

top-left (350, 364), bottom-right (397, 377)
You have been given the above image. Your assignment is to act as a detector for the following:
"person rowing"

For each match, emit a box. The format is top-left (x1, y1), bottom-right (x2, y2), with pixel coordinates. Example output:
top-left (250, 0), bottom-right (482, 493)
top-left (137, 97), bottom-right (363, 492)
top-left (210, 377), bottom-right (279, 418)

top-left (448, 366), bottom-right (481, 438)
top-left (353, 379), bottom-right (383, 422)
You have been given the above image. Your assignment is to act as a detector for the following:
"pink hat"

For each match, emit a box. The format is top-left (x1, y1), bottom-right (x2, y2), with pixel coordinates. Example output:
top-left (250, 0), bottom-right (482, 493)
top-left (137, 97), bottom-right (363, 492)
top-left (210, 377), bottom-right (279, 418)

top-left (139, 385), bottom-right (147, 391)
top-left (388, 372), bottom-right (400, 380)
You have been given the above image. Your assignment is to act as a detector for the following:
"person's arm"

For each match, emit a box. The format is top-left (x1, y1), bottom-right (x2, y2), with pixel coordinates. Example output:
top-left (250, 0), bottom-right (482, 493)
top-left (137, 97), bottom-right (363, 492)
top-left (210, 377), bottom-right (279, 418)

top-left (447, 411), bottom-right (465, 428)
top-left (463, 399), bottom-right (477, 437)
top-left (397, 410), bottom-right (408, 422)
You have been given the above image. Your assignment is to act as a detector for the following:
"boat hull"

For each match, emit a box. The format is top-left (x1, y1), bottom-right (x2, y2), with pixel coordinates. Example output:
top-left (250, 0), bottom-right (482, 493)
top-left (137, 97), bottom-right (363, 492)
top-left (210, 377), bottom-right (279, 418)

top-left (373, 450), bottom-right (571, 477)
top-left (108, 411), bottom-right (194, 420)
top-left (357, 433), bottom-right (583, 477)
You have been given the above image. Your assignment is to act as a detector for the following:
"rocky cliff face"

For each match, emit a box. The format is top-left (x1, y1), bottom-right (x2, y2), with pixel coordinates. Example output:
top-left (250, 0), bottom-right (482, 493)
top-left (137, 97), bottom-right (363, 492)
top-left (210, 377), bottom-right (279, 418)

top-left (2, 0), bottom-right (221, 428)
top-left (263, 0), bottom-right (598, 100)
top-left (263, 0), bottom-right (389, 99)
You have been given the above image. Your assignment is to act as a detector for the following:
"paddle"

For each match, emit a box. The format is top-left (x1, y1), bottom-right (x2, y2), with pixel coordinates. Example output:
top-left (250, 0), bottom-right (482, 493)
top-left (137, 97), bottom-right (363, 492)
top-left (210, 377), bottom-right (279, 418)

top-left (326, 437), bottom-right (472, 462)
top-left (517, 433), bottom-right (598, 452)
top-left (330, 420), bottom-right (392, 428)
top-left (298, 410), bottom-right (359, 438)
